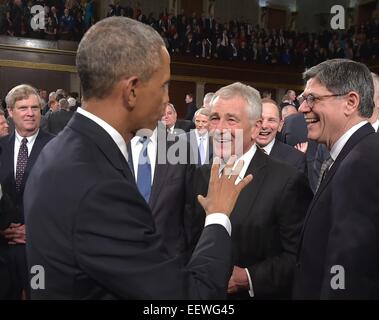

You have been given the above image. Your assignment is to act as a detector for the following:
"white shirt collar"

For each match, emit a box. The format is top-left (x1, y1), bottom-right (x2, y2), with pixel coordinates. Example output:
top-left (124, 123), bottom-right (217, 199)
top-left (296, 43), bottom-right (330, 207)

top-left (15, 129), bottom-right (39, 145)
top-left (371, 119), bottom-right (379, 132)
top-left (77, 107), bottom-right (128, 162)
top-left (223, 143), bottom-right (257, 185)
top-left (261, 138), bottom-right (275, 155)
top-left (330, 121), bottom-right (368, 162)
top-left (131, 127), bottom-right (157, 147)
top-left (195, 129), bottom-right (208, 141)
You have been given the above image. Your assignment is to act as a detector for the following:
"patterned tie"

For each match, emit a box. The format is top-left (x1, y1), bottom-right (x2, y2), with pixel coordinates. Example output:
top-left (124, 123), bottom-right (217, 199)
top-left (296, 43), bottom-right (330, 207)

top-left (136, 137), bottom-right (151, 202)
top-left (315, 156), bottom-right (334, 192)
top-left (15, 137), bottom-right (28, 192)
top-left (198, 136), bottom-right (205, 165)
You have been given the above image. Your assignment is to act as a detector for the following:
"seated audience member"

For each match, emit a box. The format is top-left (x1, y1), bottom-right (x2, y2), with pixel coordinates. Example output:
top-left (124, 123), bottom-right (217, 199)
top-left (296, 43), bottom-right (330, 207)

top-left (162, 102), bottom-right (194, 135)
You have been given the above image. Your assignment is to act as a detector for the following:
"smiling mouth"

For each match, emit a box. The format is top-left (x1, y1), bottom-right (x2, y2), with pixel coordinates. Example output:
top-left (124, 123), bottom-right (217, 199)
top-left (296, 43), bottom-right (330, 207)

top-left (305, 116), bottom-right (320, 124)
top-left (259, 131), bottom-right (270, 136)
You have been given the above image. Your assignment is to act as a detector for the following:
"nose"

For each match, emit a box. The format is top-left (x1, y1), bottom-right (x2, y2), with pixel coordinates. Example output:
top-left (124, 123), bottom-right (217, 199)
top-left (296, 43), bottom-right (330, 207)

top-left (26, 107), bottom-right (34, 116)
top-left (298, 100), bottom-right (310, 113)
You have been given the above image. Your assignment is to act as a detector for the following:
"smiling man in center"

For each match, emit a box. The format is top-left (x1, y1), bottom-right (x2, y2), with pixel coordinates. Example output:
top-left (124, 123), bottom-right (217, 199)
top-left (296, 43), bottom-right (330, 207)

top-left (192, 82), bottom-right (313, 299)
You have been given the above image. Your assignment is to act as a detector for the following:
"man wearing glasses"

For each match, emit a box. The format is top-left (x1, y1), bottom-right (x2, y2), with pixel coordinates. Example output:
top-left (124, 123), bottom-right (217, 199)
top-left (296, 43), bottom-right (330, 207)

top-left (293, 59), bottom-right (379, 299)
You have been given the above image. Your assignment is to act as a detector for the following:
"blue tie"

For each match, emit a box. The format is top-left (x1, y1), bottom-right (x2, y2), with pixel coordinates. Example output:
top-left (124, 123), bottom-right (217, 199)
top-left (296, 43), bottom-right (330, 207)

top-left (137, 137), bottom-right (151, 202)
top-left (198, 136), bottom-right (205, 165)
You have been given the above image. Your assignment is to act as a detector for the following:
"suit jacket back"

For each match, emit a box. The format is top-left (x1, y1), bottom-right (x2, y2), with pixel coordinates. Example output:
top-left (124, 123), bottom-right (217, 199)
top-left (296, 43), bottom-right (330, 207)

top-left (24, 113), bottom-right (232, 299)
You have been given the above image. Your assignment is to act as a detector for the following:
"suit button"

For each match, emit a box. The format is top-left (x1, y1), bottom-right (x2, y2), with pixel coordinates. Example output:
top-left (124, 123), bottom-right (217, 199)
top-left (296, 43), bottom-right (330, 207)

top-left (296, 263), bottom-right (300, 268)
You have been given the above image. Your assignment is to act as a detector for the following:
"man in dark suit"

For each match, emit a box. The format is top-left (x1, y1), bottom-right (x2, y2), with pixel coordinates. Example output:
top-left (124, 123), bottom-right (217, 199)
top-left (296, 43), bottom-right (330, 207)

top-left (128, 123), bottom-right (194, 258)
top-left (187, 108), bottom-right (213, 167)
top-left (193, 82), bottom-right (313, 299)
top-left (0, 84), bottom-right (54, 299)
top-left (47, 98), bottom-right (75, 135)
top-left (24, 17), bottom-right (252, 300)
top-left (162, 102), bottom-right (194, 135)
top-left (293, 59), bottom-right (379, 299)
top-left (185, 93), bottom-right (197, 121)
top-left (257, 98), bottom-right (306, 174)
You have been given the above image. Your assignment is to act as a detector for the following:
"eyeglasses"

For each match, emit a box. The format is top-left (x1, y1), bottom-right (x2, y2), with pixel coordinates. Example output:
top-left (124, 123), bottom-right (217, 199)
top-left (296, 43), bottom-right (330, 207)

top-left (298, 93), bottom-right (348, 109)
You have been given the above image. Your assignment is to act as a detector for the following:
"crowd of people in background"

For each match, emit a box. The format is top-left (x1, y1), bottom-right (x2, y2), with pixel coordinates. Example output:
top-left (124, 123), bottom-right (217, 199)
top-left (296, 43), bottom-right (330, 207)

top-left (0, 0), bottom-right (94, 41)
top-left (1, 0), bottom-right (379, 67)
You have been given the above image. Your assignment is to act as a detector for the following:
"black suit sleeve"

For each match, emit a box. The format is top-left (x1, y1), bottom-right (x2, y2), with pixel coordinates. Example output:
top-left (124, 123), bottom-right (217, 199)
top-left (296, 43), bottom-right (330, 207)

top-left (74, 179), bottom-right (231, 299)
top-left (247, 172), bottom-right (312, 297)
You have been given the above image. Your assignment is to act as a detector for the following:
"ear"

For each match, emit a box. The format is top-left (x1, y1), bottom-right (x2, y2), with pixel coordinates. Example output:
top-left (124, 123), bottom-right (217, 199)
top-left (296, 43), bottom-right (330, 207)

top-left (121, 76), bottom-right (139, 111)
top-left (7, 108), bottom-right (13, 118)
top-left (278, 119), bottom-right (284, 132)
top-left (344, 91), bottom-right (360, 116)
top-left (251, 119), bottom-right (262, 140)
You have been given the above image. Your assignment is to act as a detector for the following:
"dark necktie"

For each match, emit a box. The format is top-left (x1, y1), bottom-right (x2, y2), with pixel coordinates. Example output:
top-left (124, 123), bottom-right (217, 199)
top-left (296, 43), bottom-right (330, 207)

top-left (315, 156), bottom-right (334, 192)
top-left (15, 137), bottom-right (28, 192)
top-left (136, 137), bottom-right (151, 202)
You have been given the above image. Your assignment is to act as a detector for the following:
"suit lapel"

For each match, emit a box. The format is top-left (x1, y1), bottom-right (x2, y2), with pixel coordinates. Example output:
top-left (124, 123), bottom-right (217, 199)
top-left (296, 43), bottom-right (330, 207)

top-left (148, 146), bottom-right (169, 210)
top-left (269, 139), bottom-right (280, 158)
top-left (230, 148), bottom-right (267, 224)
top-left (0, 133), bottom-right (16, 190)
top-left (297, 123), bottom-right (375, 257)
top-left (201, 148), bottom-right (268, 223)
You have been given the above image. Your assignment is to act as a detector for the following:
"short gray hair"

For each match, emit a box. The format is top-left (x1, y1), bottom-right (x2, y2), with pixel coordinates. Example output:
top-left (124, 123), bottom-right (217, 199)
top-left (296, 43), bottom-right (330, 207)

top-left (210, 82), bottom-right (262, 121)
top-left (372, 72), bottom-right (379, 101)
top-left (193, 107), bottom-right (210, 122)
top-left (59, 98), bottom-right (70, 110)
top-left (166, 102), bottom-right (176, 114)
top-left (77, 16), bottom-right (165, 100)
top-left (5, 84), bottom-right (42, 109)
top-left (304, 59), bottom-right (374, 118)
top-left (203, 92), bottom-right (215, 106)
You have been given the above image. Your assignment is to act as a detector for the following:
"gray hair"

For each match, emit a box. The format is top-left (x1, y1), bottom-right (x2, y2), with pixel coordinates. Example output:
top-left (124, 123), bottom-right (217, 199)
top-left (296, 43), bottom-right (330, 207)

top-left (203, 92), bottom-right (215, 106)
top-left (193, 107), bottom-right (210, 122)
top-left (304, 59), bottom-right (374, 118)
top-left (372, 72), bottom-right (379, 101)
top-left (5, 84), bottom-right (42, 109)
top-left (59, 98), bottom-right (70, 110)
top-left (77, 16), bottom-right (165, 100)
top-left (166, 102), bottom-right (176, 114)
top-left (210, 82), bottom-right (262, 121)
top-left (48, 92), bottom-right (57, 101)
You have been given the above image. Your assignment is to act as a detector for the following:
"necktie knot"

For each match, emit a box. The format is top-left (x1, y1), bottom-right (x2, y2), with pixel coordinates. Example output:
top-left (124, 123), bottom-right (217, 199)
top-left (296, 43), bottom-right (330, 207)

top-left (139, 136), bottom-right (150, 145)
top-left (21, 137), bottom-right (28, 145)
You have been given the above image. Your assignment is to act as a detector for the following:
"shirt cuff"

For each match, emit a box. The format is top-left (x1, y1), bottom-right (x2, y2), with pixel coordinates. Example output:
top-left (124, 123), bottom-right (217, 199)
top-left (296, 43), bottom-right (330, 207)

top-left (204, 213), bottom-right (231, 236)
top-left (245, 268), bottom-right (254, 297)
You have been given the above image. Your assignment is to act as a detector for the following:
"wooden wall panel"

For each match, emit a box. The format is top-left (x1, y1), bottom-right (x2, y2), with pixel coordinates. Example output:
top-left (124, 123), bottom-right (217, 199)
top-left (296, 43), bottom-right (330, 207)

top-left (0, 67), bottom-right (71, 98)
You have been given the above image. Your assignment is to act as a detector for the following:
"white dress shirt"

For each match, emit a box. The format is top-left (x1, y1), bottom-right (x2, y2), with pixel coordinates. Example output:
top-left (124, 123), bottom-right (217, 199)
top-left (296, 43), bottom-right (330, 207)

top-left (261, 138), bottom-right (275, 155)
top-left (330, 121), bottom-right (368, 166)
top-left (77, 108), bottom-right (230, 235)
top-left (130, 128), bottom-right (157, 185)
top-left (77, 107), bottom-right (128, 162)
top-left (371, 119), bottom-right (379, 132)
top-left (14, 129), bottom-right (39, 178)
